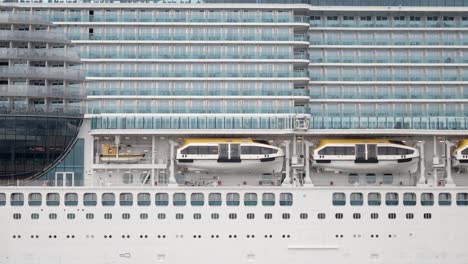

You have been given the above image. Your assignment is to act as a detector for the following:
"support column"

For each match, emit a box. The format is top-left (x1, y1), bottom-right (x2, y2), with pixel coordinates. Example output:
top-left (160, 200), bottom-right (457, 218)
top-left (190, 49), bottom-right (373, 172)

top-left (303, 140), bottom-right (313, 185)
top-left (281, 140), bottom-right (291, 186)
top-left (416, 141), bottom-right (426, 186)
top-left (445, 140), bottom-right (455, 186)
top-left (168, 140), bottom-right (177, 186)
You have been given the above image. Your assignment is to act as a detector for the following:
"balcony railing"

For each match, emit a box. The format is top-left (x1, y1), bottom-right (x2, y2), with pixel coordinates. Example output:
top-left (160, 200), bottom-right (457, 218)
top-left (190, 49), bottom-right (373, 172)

top-left (0, 66), bottom-right (84, 82)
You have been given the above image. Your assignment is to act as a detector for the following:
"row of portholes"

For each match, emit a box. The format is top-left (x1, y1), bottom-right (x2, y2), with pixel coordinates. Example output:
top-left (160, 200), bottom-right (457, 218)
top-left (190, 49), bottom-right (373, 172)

top-left (335, 234), bottom-right (398, 239)
top-left (12, 234), bottom-right (290, 239)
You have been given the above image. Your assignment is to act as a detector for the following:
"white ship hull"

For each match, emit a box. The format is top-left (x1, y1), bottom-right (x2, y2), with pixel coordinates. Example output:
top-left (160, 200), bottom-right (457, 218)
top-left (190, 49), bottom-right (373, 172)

top-left (312, 158), bottom-right (419, 174)
top-left (177, 158), bottom-right (284, 174)
top-left (1, 186), bottom-right (468, 264)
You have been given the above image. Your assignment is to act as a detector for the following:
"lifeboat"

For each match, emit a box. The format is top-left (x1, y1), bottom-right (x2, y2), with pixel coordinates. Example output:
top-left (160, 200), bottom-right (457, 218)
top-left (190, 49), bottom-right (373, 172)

top-left (453, 140), bottom-right (468, 168)
top-left (176, 138), bottom-right (284, 174)
top-left (311, 139), bottom-right (419, 174)
top-left (99, 144), bottom-right (145, 163)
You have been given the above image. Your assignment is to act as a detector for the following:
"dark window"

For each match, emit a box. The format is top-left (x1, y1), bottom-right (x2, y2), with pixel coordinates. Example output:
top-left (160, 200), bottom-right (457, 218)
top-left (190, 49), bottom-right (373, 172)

top-left (333, 192), bottom-right (346, 206)
top-left (191, 193), bottom-right (204, 206)
top-left (350, 193), bottom-right (363, 206)
top-left (406, 213), bottom-right (414, 219)
top-left (11, 193), bottom-right (24, 206)
top-left (264, 213), bottom-right (273, 219)
top-left (335, 213), bottom-right (343, 219)
top-left (388, 213), bottom-right (397, 219)
top-left (456, 193), bottom-right (468, 206)
top-left (244, 193), bottom-right (257, 206)
top-left (46, 193), bottom-right (60, 206)
top-left (317, 213), bottom-right (326, 219)
top-left (371, 213), bottom-right (379, 219)
top-left (155, 193), bottom-right (169, 206)
top-left (28, 193), bottom-right (42, 206)
top-left (226, 193), bottom-right (240, 206)
top-left (423, 213), bottom-right (432, 219)
top-left (353, 213), bottom-right (361, 219)
top-left (403, 193), bottom-right (416, 206)
top-left (421, 193), bottom-right (434, 206)
top-left (119, 193), bottom-right (133, 206)
top-left (280, 193), bottom-right (293, 206)
top-left (368, 193), bottom-right (381, 206)
top-left (137, 193), bottom-right (151, 206)
top-left (83, 193), bottom-right (97, 206)
top-left (65, 193), bottom-right (78, 206)
top-left (209, 193), bottom-right (222, 206)
top-left (438, 193), bottom-right (451, 206)
top-left (262, 193), bottom-right (275, 206)
top-left (300, 213), bottom-right (308, 219)
top-left (282, 213), bottom-right (290, 219)
top-left (173, 193), bottom-right (186, 206)
top-left (102, 193), bottom-right (115, 206)
top-left (385, 193), bottom-right (399, 206)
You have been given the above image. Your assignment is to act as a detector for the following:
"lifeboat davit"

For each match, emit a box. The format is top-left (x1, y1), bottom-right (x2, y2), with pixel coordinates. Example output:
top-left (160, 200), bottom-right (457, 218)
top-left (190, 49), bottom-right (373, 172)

top-left (99, 144), bottom-right (145, 163)
top-left (176, 138), bottom-right (284, 174)
top-left (311, 139), bottom-right (419, 174)
top-left (453, 140), bottom-right (468, 168)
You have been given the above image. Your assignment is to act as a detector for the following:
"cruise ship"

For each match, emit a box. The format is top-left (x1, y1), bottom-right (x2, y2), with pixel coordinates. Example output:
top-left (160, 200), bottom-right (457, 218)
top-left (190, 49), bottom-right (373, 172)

top-left (0, 0), bottom-right (468, 263)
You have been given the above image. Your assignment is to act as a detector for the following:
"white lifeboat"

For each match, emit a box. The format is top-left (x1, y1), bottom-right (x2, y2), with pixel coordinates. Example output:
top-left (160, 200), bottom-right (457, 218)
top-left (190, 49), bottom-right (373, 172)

top-left (453, 140), bottom-right (468, 168)
top-left (311, 139), bottom-right (419, 174)
top-left (176, 138), bottom-right (284, 174)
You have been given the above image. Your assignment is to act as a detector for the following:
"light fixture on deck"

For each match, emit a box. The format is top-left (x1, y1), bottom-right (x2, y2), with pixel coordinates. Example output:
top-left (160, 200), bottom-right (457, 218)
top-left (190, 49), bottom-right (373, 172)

top-left (142, 136), bottom-right (148, 140)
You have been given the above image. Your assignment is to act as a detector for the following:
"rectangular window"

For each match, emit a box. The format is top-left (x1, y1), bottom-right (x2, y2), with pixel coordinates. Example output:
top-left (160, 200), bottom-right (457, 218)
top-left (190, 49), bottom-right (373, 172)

top-left (385, 193), bottom-right (399, 206)
top-left (229, 213), bottom-right (237, 219)
top-left (86, 213), bottom-right (94, 220)
top-left (67, 213), bottom-right (75, 220)
top-left (191, 193), bottom-right (204, 206)
top-left (244, 193), bottom-right (258, 206)
top-left (403, 193), bottom-right (416, 206)
top-left (211, 213), bottom-right (219, 219)
top-left (122, 213), bottom-right (131, 220)
top-left (13, 213), bottom-right (21, 220)
top-left (102, 193), bottom-right (115, 206)
top-left (104, 213), bottom-right (112, 220)
top-left (300, 213), bottom-right (308, 219)
top-left (156, 193), bottom-right (169, 206)
top-left (31, 213), bottom-right (39, 220)
top-left (262, 193), bottom-right (275, 206)
top-left (456, 193), bottom-right (468, 206)
top-left (332, 192), bottom-right (346, 206)
top-left (65, 193), bottom-right (78, 206)
top-left (226, 193), bottom-right (240, 206)
top-left (46, 193), bottom-right (60, 206)
top-left (193, 213), bottom-right (202, 220)
top-left (173, 193), bottom-right (186, 206)
top-left (280, 193), bottom-right (293, 206)
top-left (11, 193), bottom-right (24, 206)
top-left (421, 193), bottom-right (434, 206)
top-left (368, 193), bottom-right (381, 206)
top-left (49, 213), bottom-right (57, 220)
top-left (83, 193), bottom-right (97, 206)
top-left (119, 193), bottom-right (133, 206)
top-left (175, 213), bottom-right (184, 220)
top-left (350, 193), bottom-right (363, 206)
top-left (158, 213), bottom-right (166, 220)
top-left (137, 193), bottom-right (151, 206)
top-left (439, 193), bottom-right (451, 206)
top-left (0, 193), bottom-right (5, 206)
top-left (28, 193), bottom-right (42, 206)
top-left (208, 193), bottom-right (222, 206)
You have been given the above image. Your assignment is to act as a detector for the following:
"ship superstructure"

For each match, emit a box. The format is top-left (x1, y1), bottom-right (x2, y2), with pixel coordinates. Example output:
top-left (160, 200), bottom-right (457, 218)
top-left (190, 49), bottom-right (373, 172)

top-left (0, 0), bottom-right (468, 263)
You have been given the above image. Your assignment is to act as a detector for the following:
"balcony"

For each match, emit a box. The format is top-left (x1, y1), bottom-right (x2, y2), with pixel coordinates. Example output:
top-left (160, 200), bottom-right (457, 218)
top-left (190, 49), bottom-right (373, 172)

top-left (0, 30), bottom-right (70, 44)
top-left (0, 84), bottom-right (85, 99)
top-left (0, 66), bottom-right (84, 82)
top-left (0, 48), bottom-right (81, 63)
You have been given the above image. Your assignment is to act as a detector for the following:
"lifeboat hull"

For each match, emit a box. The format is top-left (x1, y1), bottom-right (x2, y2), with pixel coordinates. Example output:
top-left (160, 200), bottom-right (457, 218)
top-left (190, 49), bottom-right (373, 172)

top-left (312, 158), bottom-right (419, 174)
top-left (100, 155), bottom-right (145, 163)
top-left (177, 158), bottom-right (284, 174)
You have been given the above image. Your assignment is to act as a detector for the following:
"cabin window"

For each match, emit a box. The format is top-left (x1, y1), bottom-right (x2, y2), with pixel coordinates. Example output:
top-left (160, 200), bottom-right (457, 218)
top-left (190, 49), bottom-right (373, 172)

top-left (191, 193), bottom-right (204, 206)
top-left (0, 193), bottom-right (5, 206)
top-left (83, 193), bottom-right (97, 206)
top-left (31, 213), bottom-right (39, 220)
top-left (49, 213), bottom-right (57, 220)
top-left (229, 213), bottom-right (237, 219)
top-left (265, 213), bottom-right (273, 219)
top-left (158, 213), bottom-right (166, 220)
top-left (208, 193), bottom-right (222, 206)
top-left (368, 193), bottom-right (381, 206)
top-left (403, 193), bottom-right (416, 206)
top-left (181, 146), bottom-right (218, 155)
top-left (406, 213), bottom-right (414, 219)
top-left (247, 213), bottom-right (255, 219)
top-left (350, 193), bottom-right (363, 206)
top-left (366, 174), bottom-right (376, 184)
top-left (456, 193), bottom-right (468, 206)
top-left (140, 213), bottom-right (148, 220)
top-left (280, 193), bottom-right (293, 206)
top-left (282, 213), bottom-right (291, 219)
top-left (371, 213), bottom-right (379, 219)
top-left (318, 213), bottom-right (326, 219)
top-left (46, 193), bottom-right (60, 206)
top-left (65, 193), bottom-right (78, 206)
top-left (137, 193), bottom-right (151, 206)
top-left (300, 213), bottom-right (308, 219)
top-left (318, 146), bottom-right (355, 155)
top-left (262, 193), bottom-right (275, 206)
top-left (123, 172), bottom-right (133, 184)
top-left (67, 213), bottom-right (76, 220)
top-left (383, 174), bottom-right (393, 184)
top-left (378, 147), bottom-right (414, 155)
top-left (120, 193), bottom-right (133, 206)
top-left (122, 213), bottom-right (131, 220)
top-left (227, 193), bottom-right (240, 206)
top-left (211, 213), bottom-right (219, 219)
top-left (193, 213), bottom-right (202, 220)
top-left (388, 213), bottom-right (397, 219)
top-left (156, 193), bottom-right (169, 206)
top-left (86, 213), bottom-right (94, 220)
top-left (173, 193), bottom-right (186, 206)
top-left (353, 213), bottom-right (361, 219)
top-left (241, 146), bottom-right (278, 155)
top-left (421, 193), bottom-right (434, 206)
top-left (438, 193), bottom-right (451, 206)
top-left (11, 193), bottom-right (24, 206)
top-left (385, 193), bottom-right (399, 206)
top-left (335, 213), bottom-right (343, 219)
top-left (244, 193), bottom-right (258, 206)
top-left (104, 213), bottom-right (112, 220)
top-left (348, 174), bottom-right (359, 184)
top-left (28, 193), bottom-right (42, 206)
top-left (102, 193), bottom-right (115, 206)
top-left (13, 213), bottom-right (21, 220)
top-left (332, 192), bottom-right (346, 206)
